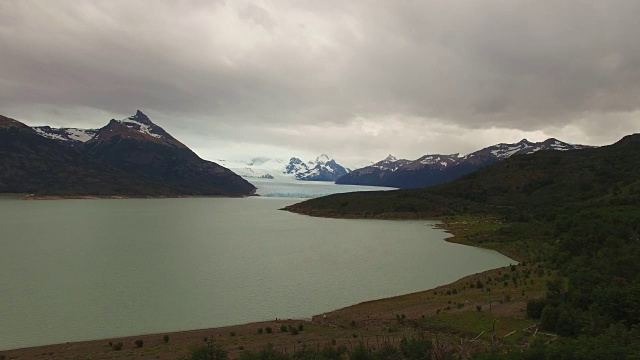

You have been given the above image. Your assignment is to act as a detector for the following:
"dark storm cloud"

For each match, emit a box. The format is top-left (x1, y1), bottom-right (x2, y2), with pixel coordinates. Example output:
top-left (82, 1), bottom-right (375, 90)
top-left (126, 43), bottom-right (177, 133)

top-left (1, 0), bottom-right (638, 160)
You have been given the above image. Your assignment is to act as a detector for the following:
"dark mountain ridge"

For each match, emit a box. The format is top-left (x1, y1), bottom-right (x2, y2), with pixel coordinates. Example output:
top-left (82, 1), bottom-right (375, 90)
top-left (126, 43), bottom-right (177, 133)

top-left (0, 112), bottom-right (256, 196)
top-left (336, 138), bottom-right (591, 189)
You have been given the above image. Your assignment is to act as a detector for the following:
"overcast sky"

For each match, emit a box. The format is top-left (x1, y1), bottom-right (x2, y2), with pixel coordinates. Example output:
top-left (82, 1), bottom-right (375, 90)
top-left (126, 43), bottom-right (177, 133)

top-left (1, 1), bottom-right (639, 164)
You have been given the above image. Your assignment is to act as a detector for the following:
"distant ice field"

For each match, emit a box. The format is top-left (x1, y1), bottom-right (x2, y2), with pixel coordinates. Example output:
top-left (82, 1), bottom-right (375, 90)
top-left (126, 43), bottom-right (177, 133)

top-left (251, 178), bottom-right (394, 198)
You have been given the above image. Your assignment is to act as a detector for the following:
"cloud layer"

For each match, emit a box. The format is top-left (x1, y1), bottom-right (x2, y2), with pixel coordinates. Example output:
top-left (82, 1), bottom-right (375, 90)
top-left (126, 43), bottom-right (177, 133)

top-left (1, 1), bottom-right (639, 162)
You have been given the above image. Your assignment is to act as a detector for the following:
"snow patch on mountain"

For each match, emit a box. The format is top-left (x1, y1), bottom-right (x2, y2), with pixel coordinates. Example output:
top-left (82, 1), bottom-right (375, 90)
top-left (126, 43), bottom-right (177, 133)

top-left (116, 110), bottom-right (165, 139)
top-left (33, 126), bottom-right (98, 144)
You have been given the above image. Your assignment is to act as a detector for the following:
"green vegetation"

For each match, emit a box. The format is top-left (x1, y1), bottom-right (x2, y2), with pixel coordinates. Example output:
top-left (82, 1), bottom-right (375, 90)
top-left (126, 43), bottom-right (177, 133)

top-left (112, 342), bottom-right (123, 351)
top-left (134, 339), bottom-right (143, 348)
top-left (181, 339), bottom-right (228, 360)
top-left (287, 134), bottom-right (640, 358)
top-left (163, 334), bottom-right (170, 343)
top-left (181, 336), bottom-right (448, 360)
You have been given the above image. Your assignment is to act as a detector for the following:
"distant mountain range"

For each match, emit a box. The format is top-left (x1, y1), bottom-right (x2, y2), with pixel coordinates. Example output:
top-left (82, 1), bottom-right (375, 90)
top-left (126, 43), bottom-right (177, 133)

top-left (0, 111), bottom-right (256, 196)
top-left (336, 138), bottom-right (592, 188)
top-left (217, 154), bottom-right (357, 182)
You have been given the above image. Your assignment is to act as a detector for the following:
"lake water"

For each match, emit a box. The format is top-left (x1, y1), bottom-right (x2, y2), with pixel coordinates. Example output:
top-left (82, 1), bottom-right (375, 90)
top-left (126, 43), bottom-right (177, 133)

top-left (251, 178), bottom-right (394, 198)
top-left (0, 195), bottom-right (514, 350)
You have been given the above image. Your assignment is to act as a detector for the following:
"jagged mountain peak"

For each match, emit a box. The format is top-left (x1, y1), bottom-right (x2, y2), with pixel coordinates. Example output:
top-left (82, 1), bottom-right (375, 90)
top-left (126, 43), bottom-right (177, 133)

top-left (384, 154), bottom-right (397, 162)
top-left (313, 153), bottom-right (332, 164)
top-left (116, 111), bottom-right (162, 138)
top-left (86, 112), bottom-right (187, 149)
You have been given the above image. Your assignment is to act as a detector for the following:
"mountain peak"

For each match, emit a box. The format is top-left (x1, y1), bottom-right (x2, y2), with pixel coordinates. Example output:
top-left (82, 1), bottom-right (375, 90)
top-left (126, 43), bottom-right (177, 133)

top-left (315, 154), bottom-right (331, 163)
top-left (384, 154), bottom-right (397, 162)
top-left (125, 110), bottom-right (152, 125)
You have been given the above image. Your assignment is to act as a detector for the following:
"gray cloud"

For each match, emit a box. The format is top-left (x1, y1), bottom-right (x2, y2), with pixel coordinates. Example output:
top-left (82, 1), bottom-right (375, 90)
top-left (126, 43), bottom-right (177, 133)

top-left (1, 0), bottom-right (638, 162)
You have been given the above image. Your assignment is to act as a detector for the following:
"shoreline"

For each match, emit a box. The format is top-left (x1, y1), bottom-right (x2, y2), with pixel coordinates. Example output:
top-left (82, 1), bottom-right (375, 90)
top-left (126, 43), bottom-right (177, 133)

top-left (1, 220), bottom-right (533, 359)
top-left (0, 193), bottom-right (259, 200)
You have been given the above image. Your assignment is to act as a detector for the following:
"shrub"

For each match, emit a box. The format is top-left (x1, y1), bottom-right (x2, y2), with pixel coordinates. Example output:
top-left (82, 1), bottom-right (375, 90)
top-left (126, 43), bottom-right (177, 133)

top-left (108, 341), bottom-right (112, 347)
top-left (240, 344), bottom-right (287, 360)
top-left (134, 339), bottom-right (143, 348)
top-left (349, 343), bottom-right (371, 360)
top-left (289, 326), bottom-right (299, 335)
top-left (541, 305), bottom-right (559, 331)
top-left (526, 298), bottom-right (547, 319)
top-left (112, 342), bottom-right (123, 351)
top-left (163, 334), bottom-right (170, 343)
top-left (297, 324), bottom-right (304, 331)
top-left (265, 327), bottom-right (273, 333)
top-left (257, 327), bottom-right (263, 334)
top-left (400, 337), bottom-right (433, 360)
top-left (476, 304), bottom-right (483, 312)
top-left (280, 325), bottom-right (288, 332)
top-left (230, 331), bottom-right (236, 337)
top-left (185, 339), bottom-right (228, 360)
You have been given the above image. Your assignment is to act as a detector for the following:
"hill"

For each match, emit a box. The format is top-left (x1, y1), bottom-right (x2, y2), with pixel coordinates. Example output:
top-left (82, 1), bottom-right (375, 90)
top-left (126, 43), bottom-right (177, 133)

top-left (287, 134), bottom-right (640, 358)
top-left (0, 112), bottom-right (256, 196)
top-left (288, 135), bottom-right (638, 219)
top-left (336, 138), bottom-right (591, 189)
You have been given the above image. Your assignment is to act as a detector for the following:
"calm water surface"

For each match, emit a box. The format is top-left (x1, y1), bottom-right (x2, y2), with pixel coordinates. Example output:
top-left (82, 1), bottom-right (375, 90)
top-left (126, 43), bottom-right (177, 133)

top-left (0, 197), bottom-right (513, 350)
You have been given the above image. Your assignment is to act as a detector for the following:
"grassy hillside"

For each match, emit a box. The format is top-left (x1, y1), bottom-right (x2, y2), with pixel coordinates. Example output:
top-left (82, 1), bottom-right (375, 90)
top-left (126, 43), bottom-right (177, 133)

top-left (286, 134), bottom-right (640, 359)
top-left (286, 134), bottom-right (639, 221)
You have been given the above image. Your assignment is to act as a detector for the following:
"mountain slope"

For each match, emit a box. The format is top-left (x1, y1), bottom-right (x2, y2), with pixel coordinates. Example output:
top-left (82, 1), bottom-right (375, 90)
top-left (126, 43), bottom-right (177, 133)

top-left (287, 134), bottom-right (638, 218)
top-left (82, 111), bottom-right (256, 196)
top-left (336, 139), bottom-right (591, 188)
top-left (1, 112), bottom-right (256, 196)
top-left (0, 115), bottom-right (171, 195)
top-left (289, 135), bottom-right (640, 358)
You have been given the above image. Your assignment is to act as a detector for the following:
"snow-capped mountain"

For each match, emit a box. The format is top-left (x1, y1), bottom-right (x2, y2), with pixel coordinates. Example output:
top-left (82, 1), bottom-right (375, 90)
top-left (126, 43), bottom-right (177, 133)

top-left (371, 154), bottom-right (412, 171)
top-left (22, 110), bottom-right (255, 196)
top-left (31, 111), bottom-right (187, 149)
top-left (336, 138), bottom-right (593, 188)
top-left (460, 138), bottom-right (589, 165)
top-left (218, 154), bottom-right (354, 182)
top-left (284, 154), bottom-right (350, 181)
